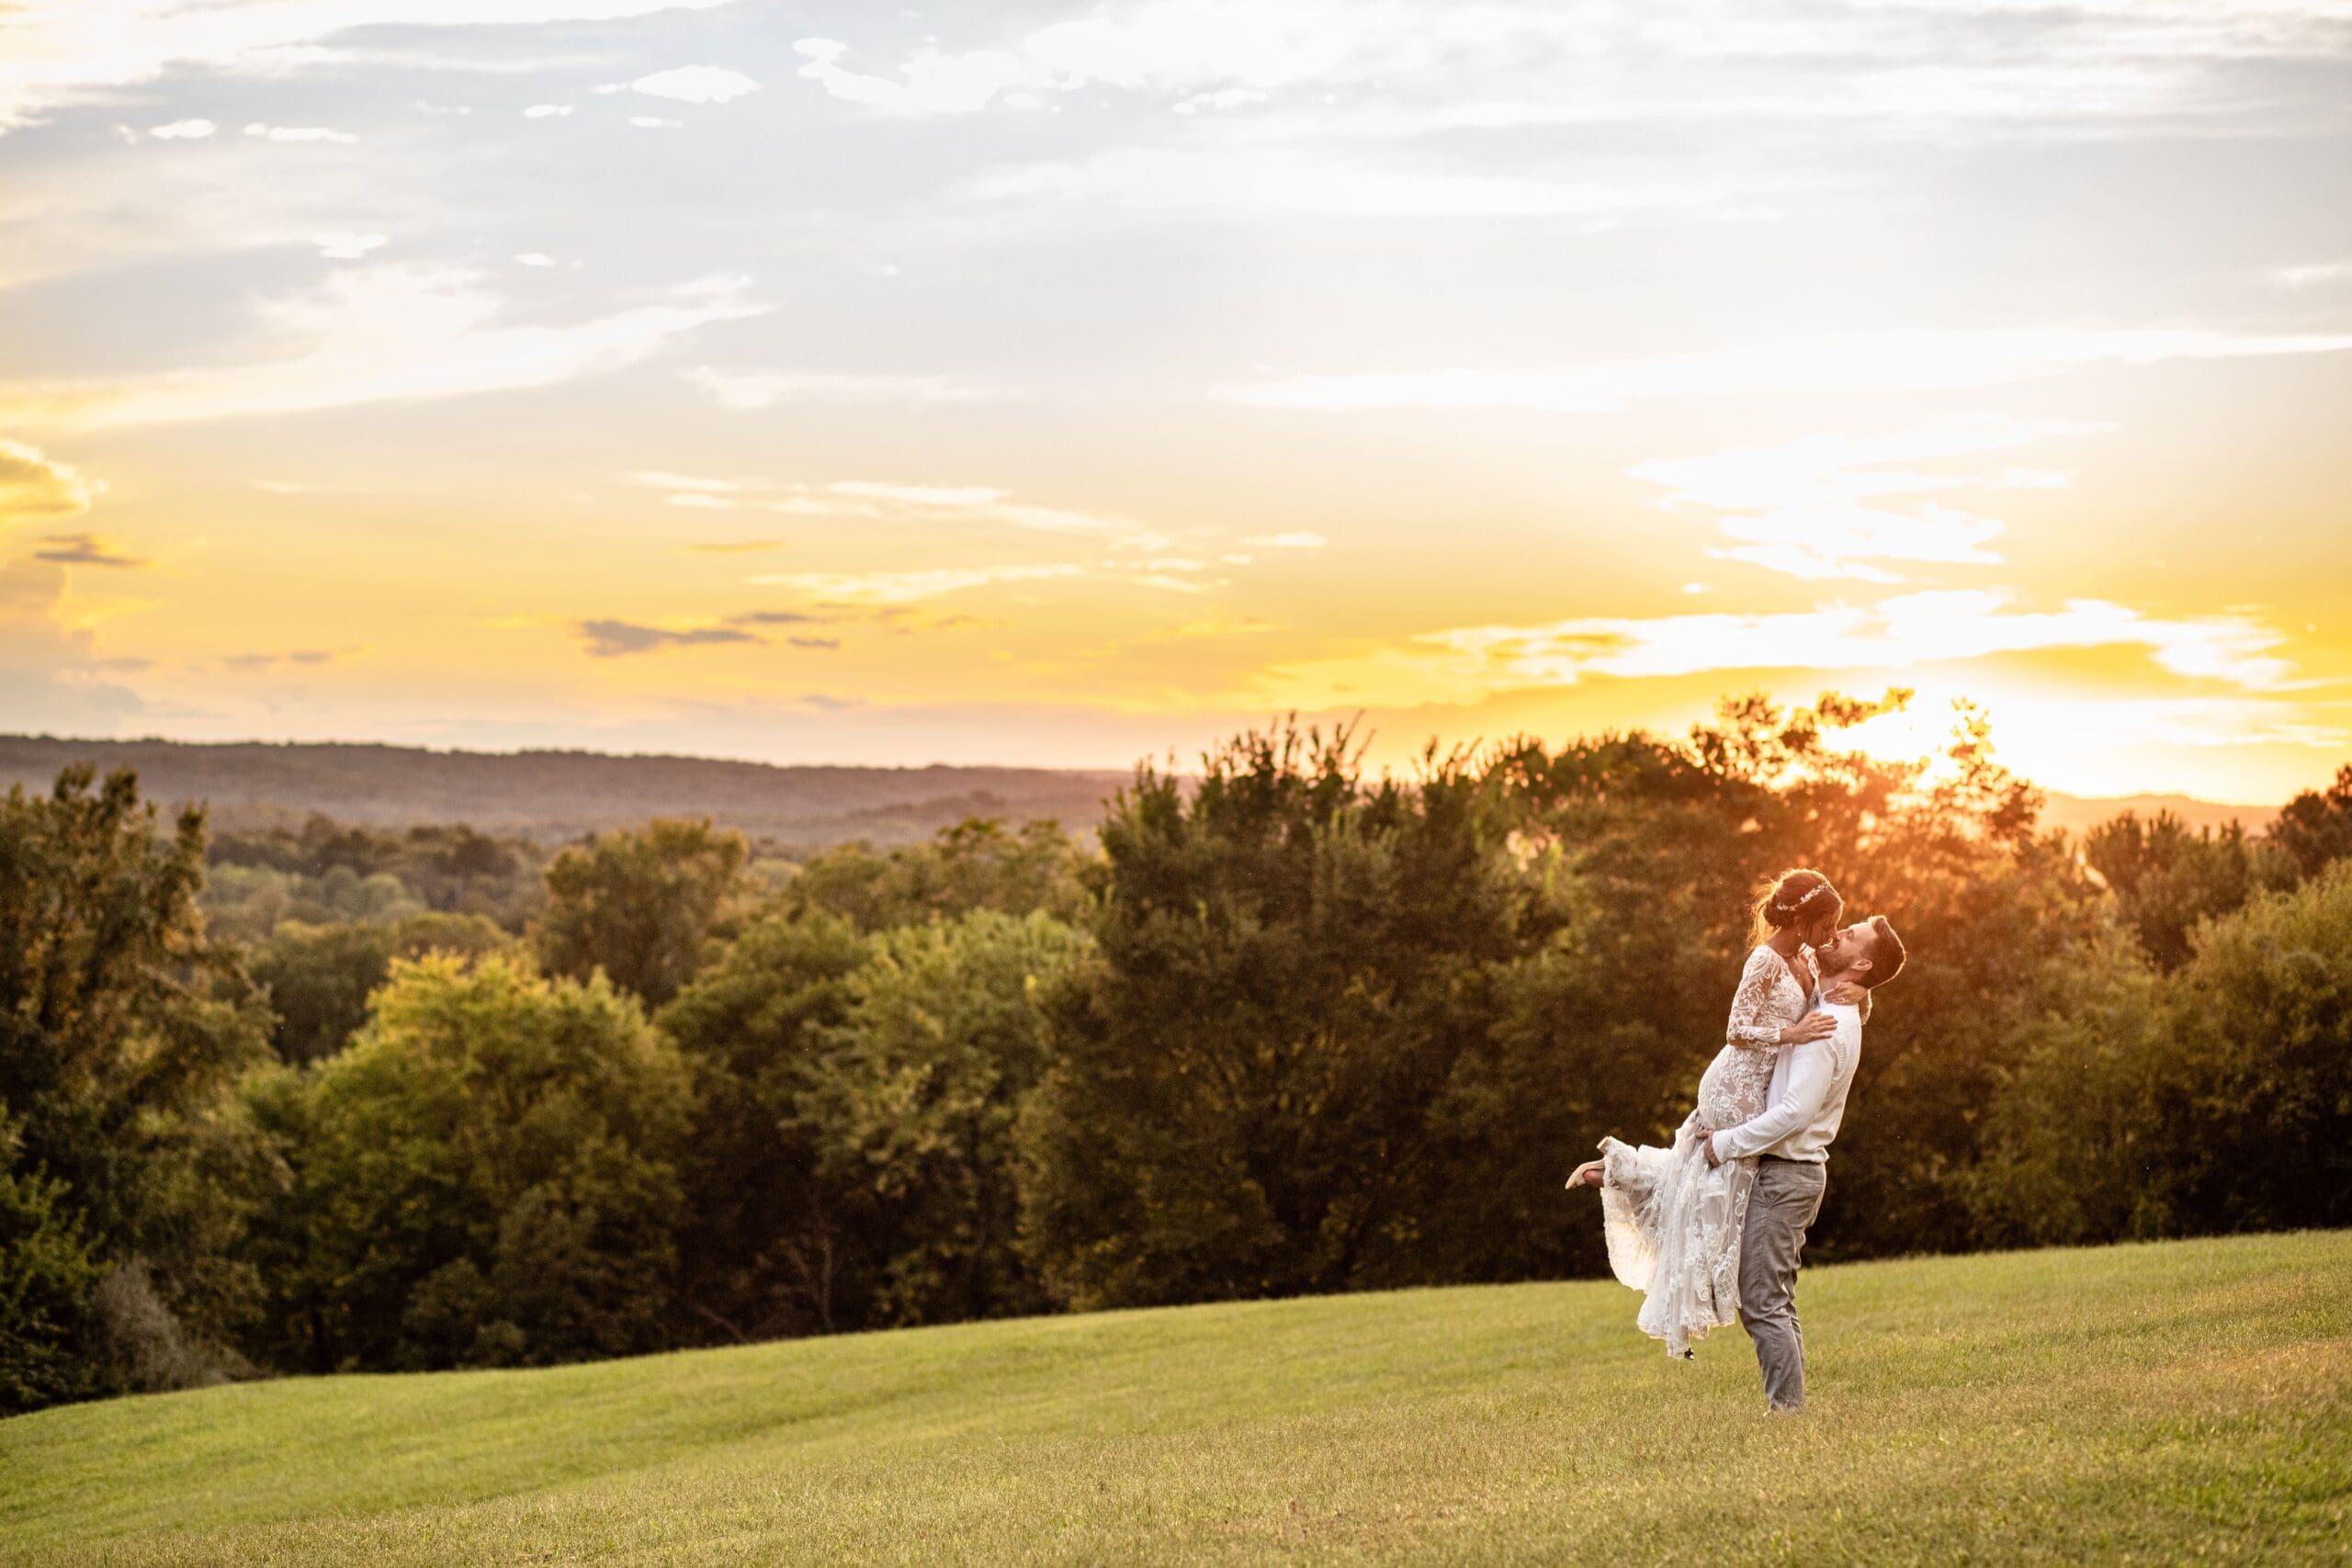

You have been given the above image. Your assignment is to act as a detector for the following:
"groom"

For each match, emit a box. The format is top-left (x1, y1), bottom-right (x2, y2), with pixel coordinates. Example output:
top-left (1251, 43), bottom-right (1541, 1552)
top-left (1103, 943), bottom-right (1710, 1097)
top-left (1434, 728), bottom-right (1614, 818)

top-left (1699, 915), bottom-right (1905, 1412)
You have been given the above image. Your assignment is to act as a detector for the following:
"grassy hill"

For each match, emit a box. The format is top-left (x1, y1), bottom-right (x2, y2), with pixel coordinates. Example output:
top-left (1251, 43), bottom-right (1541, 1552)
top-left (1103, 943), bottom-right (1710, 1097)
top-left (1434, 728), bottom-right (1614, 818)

top-left (4, 1232), bottom-right (2346, 1566)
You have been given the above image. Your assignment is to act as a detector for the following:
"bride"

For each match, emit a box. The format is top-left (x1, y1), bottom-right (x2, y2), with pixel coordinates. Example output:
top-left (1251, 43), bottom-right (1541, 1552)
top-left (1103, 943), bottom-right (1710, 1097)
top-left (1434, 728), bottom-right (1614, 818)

top-left (1567, 868), bottom-right (1856, 1357)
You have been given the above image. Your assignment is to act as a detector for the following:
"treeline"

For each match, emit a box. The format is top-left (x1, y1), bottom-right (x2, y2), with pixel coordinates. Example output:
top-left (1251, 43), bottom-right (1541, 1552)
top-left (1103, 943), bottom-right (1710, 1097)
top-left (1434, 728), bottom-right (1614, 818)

top-left (5, 693), bottom-right (2349, 1415)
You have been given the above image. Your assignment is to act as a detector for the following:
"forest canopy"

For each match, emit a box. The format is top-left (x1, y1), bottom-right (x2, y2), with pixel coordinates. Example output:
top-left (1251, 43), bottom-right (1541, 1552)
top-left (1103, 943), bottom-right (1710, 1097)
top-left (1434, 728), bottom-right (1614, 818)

top-left (5, 694), bottom-right (2348, 1415)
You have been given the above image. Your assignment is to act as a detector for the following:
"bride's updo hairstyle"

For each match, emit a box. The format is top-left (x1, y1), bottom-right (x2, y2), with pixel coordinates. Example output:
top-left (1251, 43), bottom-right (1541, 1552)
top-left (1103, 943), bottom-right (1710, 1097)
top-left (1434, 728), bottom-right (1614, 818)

top-left (1750, 867), bottom-right (1842, 948)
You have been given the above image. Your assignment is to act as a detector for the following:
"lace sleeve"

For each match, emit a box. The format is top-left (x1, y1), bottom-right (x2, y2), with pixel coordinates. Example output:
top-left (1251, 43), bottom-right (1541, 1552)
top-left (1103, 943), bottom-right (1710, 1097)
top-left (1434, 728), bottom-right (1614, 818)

top-left (1724, 946), bottom-right (1785, 1051)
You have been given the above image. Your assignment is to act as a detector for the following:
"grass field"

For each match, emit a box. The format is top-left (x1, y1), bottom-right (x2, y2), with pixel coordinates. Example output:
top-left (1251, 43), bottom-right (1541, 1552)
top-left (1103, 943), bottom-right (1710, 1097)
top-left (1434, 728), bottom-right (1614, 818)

top-left (4, 1231), bottom-right (2347, 1566)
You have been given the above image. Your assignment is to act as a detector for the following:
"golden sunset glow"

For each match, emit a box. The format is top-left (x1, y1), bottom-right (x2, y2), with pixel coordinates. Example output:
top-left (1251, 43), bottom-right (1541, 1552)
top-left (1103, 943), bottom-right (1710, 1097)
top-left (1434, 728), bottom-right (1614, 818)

top-left (4, 1), bottom-right (2349, 800)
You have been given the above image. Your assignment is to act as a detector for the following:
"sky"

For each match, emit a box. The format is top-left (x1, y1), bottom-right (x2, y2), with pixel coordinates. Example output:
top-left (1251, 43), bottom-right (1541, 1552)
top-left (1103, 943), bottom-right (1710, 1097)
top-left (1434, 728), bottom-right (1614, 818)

top-left (2, 0), bottom-right (2349, 802)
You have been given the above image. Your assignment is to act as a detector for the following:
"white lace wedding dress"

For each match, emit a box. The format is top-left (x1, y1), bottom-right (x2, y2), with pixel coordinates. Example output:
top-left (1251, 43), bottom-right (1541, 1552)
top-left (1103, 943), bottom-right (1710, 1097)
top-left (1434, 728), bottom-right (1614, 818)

top-left (1592, 944), bottom-right (1814, 1358)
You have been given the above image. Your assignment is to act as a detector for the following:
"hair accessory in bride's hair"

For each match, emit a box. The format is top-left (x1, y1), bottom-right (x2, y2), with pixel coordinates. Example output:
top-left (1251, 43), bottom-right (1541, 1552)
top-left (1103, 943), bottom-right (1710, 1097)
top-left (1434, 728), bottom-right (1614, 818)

top-left (1770, 880), bottom-right (1834, 919)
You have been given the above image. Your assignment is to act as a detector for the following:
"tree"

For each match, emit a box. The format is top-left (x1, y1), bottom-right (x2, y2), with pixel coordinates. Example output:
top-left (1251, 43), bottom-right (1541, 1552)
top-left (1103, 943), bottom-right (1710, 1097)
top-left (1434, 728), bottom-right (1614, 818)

top-left (786, 818), bottom-right (1094, 931)
top-left (536, 818), bottom-right (753, 1009)
top-left (799, 910), bottom-right (1088, 1326)
top-left (653, 909), bottom-right (871, 1342)
top-left (2084, 810), bottom-right (2297, 970)
top-left (0, 1111), bottom-right (103, 1415)
top-left (1018, 722), bottom-right (1528, 1311)
top-left (0, 764), bottom-right (270, 1404)
top-left (241, 952), bottom-right (693, 1371)
top-left (1971, 861), bottom-right (2352, 1245)
top-left (2271, 763), bottom-right (2352, 881)
top-left (251, 912), bottom-right (513, 1064)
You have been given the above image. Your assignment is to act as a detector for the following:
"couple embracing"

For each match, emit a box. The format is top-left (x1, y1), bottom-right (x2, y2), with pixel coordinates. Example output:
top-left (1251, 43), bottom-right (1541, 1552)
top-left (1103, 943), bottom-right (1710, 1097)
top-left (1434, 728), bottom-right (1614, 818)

top-left (1568, 868), bottom-right (1906, 1413)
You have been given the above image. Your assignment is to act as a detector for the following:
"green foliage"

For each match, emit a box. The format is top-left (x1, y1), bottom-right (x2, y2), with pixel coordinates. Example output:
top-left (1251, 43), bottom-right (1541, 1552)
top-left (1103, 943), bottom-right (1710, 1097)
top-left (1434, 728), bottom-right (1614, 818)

top-left (801, 910), bottom-right (1089, 1326)
top-left (250, 912), bottom-right (514, 1064)
top-left (198, 863), bottom-right (425, 945)
top-left (654, 909), bottom-right (872, 1341)
top-left (2271, 762), bottom-right (2352, 880)
top-left (0, 1111), bottom-right (103, 1416)
top-left (1973, 861), bottom-right (2352, 1245)
top-left (240, 952), bottom-right (693, 1371)
top-left (209, 815), bottom-right (541, 925)
top-left (785, 817), bottom-right (1094, 931)
top-left (1019, 723), bottom-right (1528, 1310)
top-left (536, 818), bottom-right (753, 1009)
top-left (2084, 809), bottom-right (2298, 969)
top-left (0, 764), bottom-right (271, 1400)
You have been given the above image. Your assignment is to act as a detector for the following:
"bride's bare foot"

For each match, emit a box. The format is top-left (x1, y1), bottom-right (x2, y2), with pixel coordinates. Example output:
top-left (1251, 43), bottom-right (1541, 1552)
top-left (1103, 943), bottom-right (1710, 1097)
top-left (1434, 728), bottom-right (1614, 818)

top-left (1567, 1159), bottom-right (1605, 1189)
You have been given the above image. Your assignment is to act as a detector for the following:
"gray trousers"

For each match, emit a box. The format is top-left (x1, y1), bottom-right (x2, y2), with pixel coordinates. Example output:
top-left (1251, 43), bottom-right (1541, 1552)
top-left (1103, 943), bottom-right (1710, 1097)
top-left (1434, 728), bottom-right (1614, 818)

top-left (1738, 1156), bottom-right (1827, 1411)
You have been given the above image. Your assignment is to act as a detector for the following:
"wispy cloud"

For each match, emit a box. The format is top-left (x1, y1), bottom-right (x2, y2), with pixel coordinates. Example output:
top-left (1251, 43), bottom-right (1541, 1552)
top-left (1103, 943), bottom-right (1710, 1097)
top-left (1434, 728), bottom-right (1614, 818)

top-left (631, 65), bottom-right (759, 104)
top-left (0, 440), bottom-right (100, 522)
top-left (0, 558), bottom-right (144, 729)
top-left (748, 564), bottom-right (1087, 604)
top-left (1217, 328), bottom-right (2352, 412)
top-left (684, 367), bottom-right (1009, 409)
top-left (625, 470), bottom-right (1140, 539)
top-left (1418, 591), bottom-right (2294, 691)
top-left (0, 267), bottom-right (763, 430)
top-left (33, 532), bottom-right (146, 568)
top-left (1632, 414), bottom-right (2106, 583)
top-left (575, 619), bottom-right (762, 657)
top-left (223, 648), bottom-right (347, 671)
top-left (958, 146), bottom-right (1758, 220)
top-left (0, 0), bottom-right (740, 130)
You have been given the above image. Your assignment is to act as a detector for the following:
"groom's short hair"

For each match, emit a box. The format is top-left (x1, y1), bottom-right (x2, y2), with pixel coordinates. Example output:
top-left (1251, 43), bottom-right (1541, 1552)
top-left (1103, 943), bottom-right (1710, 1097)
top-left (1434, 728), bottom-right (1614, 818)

top-left (1860, 916), bottom-right (1906, 988)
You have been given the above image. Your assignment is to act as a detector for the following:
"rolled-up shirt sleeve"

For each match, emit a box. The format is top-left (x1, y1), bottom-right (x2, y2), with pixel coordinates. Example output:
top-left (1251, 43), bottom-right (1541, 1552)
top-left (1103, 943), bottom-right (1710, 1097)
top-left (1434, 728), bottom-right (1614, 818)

top-left (1713, 1028), bottom-right (1839, 1162)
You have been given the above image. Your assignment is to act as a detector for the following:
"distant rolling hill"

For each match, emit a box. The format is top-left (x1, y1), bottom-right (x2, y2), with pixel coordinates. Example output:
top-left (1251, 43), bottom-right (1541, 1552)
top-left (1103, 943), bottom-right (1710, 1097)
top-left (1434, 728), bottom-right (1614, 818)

top-left (2033, 790), bottom-right (2278, 838)
top-left (0, 733), bottom-right (2282, 849)
top-left (0, 734), bottom-right (1132, 849)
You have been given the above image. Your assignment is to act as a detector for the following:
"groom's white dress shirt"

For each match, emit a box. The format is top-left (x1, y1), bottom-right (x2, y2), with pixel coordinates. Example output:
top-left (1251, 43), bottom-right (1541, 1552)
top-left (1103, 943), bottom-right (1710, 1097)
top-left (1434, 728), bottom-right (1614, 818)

top-left (1709, 998), bottom-right (1864, 1165)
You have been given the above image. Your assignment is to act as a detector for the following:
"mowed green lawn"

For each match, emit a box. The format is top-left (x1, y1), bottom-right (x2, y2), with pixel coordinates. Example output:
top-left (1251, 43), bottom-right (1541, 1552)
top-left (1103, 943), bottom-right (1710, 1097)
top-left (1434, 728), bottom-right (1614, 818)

top-left (4, 1231), bottom-right (2347, 1567)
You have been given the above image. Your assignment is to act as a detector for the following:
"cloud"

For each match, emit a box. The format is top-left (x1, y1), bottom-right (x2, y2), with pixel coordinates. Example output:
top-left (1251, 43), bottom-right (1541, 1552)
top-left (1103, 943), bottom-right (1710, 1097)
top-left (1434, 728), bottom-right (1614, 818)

top-left (243, 124), bottom-right (356, 144)
top-left (787, 636), bottom-right (841, 649)
top-left (0, 558), bottom-right (144, 728)
top-left (748, 564), bottom-right (1087, 604)
top-left (792, 38), bottom-right (1023, 116)
top-left (684, 540), bottom-right (785, 555)
top-left (33, 532), bottom-right (146, 568)
top-left (523, 104), bottom-right (572, 118)
top-left (223, 648), bottom-right (345, 671)
top-left (729, 610), bottom-right (819, 624)
top-left (1417, 591), bottom-right (2294, 692)
top-left (625, 469), bottom-right (1139, 539)
top-left (683, 367), bottom-right (1007, 409)
top-left (630, 66), bottom-right (759, 104)
top-left (0, 0), bottom-right (741, 130)
top-left (957, 147), bottom-right (1744, 220)
top-left (0, 440), bottom-right (100, 523)
top-left (575, 619), bottom-right (763, 657)
top-left (1631, 414), bottom-right (2107, 582)
top-left (312, 232), bottom-right (386, 260)
top-left (147, 118), bottom-right (215, 140)
top-left (830, 480), bottom-right (1010, 507)
top-left (0, 266), bottom-right (763, 431)
top-left (1247, 531), bottom-right (1326, 549)
top-left (1217, 328), bottom-right (2352, 412)
top-left (2274, 258), bottom-right (2352, 290)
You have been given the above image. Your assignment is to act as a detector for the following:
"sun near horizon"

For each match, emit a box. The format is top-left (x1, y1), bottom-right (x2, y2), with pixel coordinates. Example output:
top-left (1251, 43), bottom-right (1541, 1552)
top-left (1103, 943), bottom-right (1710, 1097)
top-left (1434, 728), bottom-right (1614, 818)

top-left (4, 2), bottom-right (2348, 805)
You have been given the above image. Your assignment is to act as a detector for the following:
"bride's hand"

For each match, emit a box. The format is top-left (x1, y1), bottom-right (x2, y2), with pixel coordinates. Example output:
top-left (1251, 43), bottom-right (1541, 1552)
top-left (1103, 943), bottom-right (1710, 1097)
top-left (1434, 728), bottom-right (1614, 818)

top-left (1781, 1011), bottom-right (1835, 1044)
